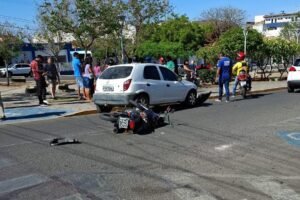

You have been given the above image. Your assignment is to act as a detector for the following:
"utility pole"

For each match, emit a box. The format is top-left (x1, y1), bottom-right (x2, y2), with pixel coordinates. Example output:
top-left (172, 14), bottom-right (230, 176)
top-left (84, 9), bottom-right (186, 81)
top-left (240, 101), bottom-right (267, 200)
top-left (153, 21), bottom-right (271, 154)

top-left (119, 15), bottom-right (126, 64)
top-left (243, 25), bottom-right (248, 56)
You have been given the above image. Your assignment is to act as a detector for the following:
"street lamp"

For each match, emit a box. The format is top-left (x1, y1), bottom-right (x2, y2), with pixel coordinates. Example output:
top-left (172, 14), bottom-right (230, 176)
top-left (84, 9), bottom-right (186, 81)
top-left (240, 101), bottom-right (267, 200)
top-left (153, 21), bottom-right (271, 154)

top-left (243, 25), bottom-right (248, 56)
top-left (118, 15), bottom-right (126, 64)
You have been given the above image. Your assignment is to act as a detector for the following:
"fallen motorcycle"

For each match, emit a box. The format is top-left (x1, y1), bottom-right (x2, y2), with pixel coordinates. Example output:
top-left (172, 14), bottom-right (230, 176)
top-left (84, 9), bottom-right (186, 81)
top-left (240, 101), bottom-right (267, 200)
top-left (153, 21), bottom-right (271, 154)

top-left (100, 100), bottom-right (169, 134)
top-left (100, 92), bottom-right (211, 134)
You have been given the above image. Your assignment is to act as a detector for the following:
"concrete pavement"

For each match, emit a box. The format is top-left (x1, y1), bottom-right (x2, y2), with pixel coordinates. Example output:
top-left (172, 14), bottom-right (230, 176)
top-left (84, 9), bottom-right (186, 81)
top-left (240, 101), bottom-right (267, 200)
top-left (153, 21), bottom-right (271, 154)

top-left (0, 80), bottom-right (287, 125)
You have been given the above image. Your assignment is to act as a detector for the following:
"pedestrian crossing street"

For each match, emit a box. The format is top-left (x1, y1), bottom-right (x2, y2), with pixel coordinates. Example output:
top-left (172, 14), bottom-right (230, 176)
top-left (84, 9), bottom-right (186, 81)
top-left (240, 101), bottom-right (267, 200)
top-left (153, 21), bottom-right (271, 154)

top-left (1, 157), bottom-right (300, 200)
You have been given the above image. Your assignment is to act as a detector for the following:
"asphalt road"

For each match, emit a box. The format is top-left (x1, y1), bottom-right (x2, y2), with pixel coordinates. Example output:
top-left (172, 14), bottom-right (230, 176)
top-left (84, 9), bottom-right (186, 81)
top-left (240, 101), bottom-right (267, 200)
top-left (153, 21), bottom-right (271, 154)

top-left (1, 90), bottom-right (300, 200)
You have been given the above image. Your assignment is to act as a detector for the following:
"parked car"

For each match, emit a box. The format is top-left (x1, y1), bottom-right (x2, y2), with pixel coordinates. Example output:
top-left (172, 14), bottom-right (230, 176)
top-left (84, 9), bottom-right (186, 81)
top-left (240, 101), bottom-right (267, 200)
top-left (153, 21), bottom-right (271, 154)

top-left (0, 63), bottom-right (32, 78)
top-left (287, 59), bottom-right (300, 93)
top-left (93, 63), bottom-right (198, 112)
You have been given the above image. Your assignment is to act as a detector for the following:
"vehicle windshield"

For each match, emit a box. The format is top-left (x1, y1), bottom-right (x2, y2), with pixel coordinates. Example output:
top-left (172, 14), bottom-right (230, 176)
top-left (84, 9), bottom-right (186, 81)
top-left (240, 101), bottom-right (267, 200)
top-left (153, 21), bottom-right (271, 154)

top-left (100, 66), bottom-right (133, 79)
top-left (294, 59), bottom-right (300, 66)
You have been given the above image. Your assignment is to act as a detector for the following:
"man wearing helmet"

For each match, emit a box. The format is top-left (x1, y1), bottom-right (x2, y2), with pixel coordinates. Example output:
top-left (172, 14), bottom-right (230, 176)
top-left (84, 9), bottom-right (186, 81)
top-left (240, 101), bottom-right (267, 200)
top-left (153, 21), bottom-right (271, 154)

top-left (232, 52), bottom-right (251, 97)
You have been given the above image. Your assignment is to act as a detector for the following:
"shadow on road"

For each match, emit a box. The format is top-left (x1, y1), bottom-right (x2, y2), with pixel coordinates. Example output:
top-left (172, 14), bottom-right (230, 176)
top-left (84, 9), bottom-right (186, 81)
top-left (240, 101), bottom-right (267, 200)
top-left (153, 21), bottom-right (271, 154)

top-left (232, 92), bottom-right (272, 102)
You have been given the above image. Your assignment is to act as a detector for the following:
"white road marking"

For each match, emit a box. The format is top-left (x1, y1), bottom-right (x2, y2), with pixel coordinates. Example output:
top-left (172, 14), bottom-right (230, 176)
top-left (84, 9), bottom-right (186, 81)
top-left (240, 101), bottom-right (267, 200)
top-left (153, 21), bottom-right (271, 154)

top-left (0, 174), bottom-right (48, 194)
top-left (287, 132), bottom-right (300, 140)
top-left (248, 179), bottom-right (300, 200)
top-left (56, 193), bottom-right (83, 200)
top-left (215, 144), bottom-right (233, 151)
top-left (0, 158), bottom-right (13, 169)
top-left (164, 172), bottom-right (217, 200)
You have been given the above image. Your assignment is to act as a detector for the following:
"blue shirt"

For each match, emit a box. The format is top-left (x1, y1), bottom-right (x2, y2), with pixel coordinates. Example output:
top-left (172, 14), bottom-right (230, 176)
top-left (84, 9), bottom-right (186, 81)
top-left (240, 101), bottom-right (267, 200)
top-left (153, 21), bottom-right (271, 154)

top-left (217, 57), bottom-right (232, 81)
top-left (72, 57), bottom-right (82, 77)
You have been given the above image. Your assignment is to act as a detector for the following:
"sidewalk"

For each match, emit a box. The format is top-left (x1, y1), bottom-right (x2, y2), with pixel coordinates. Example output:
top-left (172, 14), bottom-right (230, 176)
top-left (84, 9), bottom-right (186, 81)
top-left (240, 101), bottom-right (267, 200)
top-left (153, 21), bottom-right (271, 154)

top-left (198, 81), bottom-right (287, 98)
top-left (0, 80), bottom-right (287, 125)
top-left (0, 81), bottom-right (95, 125)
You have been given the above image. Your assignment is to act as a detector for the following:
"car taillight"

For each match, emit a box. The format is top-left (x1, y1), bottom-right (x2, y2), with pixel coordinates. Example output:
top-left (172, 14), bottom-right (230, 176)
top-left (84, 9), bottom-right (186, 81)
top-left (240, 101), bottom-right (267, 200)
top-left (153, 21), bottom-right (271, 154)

top-left (289, 66), bottom-right (296, 72)
top-left (123, 79), bottom-right (132, 91)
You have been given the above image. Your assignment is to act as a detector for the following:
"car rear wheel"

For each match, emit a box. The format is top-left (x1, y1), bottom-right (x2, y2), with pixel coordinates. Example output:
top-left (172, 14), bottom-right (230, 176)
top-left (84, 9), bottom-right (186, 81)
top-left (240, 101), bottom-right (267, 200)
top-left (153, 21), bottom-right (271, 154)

top-left (96, 105), bottom-right (112, 113)
top-left (135, 94), bottom-right (149, 107)
top-left (185, 90), bottom-right (197, 107)
top-left (288, 86), bottom-right (294, 93)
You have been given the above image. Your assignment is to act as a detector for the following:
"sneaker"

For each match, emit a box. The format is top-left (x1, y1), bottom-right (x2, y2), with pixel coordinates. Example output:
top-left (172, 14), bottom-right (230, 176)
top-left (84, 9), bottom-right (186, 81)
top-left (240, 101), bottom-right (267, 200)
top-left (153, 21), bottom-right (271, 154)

top-left (43, 100), bottom-right (49, 105)
top-left (39, 103), bottom-right (48, 107)
top-left (225, 100), bottom-right (230, 103)
top-left (231, 95), bottom-right (235, 98)
top-left (215, 99), bottom-right (222, 102)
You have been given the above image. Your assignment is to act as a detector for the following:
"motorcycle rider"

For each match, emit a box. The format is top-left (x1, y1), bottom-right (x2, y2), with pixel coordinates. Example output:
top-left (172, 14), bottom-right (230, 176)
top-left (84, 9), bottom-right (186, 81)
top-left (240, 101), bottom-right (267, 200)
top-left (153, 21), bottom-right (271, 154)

top-left (183, 60), bottom-right (193, 81)
top-left (232, 52), bottom-right (252, 97)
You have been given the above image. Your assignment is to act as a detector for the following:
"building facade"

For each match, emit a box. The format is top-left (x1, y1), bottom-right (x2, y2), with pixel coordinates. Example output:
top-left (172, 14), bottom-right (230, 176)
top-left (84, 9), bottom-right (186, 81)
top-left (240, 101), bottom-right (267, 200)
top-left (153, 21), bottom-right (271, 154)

top-left (253, 12), bottom-right (300, 37)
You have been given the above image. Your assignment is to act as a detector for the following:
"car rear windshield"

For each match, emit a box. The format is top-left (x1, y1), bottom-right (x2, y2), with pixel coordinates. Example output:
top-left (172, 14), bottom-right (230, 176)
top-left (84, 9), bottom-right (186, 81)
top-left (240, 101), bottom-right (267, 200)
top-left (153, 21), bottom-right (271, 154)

top-left (100, 66), bottom-right (133, 79)
top-left (294, 59), bottom-right (300, 66)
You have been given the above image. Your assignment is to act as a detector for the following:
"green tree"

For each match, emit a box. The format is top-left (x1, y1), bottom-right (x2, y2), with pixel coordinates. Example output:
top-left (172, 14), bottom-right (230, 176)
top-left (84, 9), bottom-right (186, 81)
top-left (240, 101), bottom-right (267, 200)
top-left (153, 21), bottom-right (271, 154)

top-left (38, 0), bottom-right (123, 57)
top-left (267, 38), bottom-right (300, 79)
top-left (126, 0), bottom-right (172, 51)
top-left (135, 41), bottom-right (186, 58)
top-left (136, 16), bottom-right (205, 58)
top-left (0, 23), bottom-right (23, 86)
top-left (217, 27), bottom-right (264, 59)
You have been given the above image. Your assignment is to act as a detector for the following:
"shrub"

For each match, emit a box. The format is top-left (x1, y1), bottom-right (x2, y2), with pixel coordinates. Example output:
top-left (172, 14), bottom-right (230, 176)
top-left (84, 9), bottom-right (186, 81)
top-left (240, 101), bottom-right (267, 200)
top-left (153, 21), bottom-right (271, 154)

top-left (197, 69), bottom-right (217, 84)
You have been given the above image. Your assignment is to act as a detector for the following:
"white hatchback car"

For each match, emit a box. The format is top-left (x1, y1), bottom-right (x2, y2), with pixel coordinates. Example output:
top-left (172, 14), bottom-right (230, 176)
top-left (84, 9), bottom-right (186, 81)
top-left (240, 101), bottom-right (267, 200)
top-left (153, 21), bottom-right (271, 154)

top-left (93, 63), bottom-right (197, 112)
top-left (287, 59), bottom-right (300, 93)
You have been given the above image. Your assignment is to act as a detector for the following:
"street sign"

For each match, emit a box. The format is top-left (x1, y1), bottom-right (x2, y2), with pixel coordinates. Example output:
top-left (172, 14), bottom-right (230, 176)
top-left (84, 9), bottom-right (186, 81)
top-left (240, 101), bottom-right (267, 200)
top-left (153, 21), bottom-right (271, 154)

top-left (278, 131), bottom-right (300, 148)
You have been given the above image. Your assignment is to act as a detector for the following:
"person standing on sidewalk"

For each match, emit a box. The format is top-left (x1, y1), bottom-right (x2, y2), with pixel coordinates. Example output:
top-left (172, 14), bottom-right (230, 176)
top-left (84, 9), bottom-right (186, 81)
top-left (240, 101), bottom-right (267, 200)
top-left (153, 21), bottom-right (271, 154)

top-left (30, 55), bottom-right (48, 106)
top-left (83, 57), bottom-right (95, 100)
top-left (72, 52), bottom-right (85, 100)
top-left (215, 53), bottom-right (232, 103)
top-left (44, 57), bottom-right (60, 99)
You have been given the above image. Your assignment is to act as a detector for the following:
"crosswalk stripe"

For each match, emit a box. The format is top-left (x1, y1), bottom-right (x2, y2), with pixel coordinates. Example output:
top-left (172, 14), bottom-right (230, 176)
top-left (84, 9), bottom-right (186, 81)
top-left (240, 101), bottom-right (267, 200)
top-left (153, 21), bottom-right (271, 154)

top-left (0, 174), bottom-right (48, 194)
top-left (0, 158), bottom-right (13, 169)
top-left (164, 172), bottom-right (217, 200)
top-left (248, 179), bottom-right (300, 200)
top-left (56, 193), bottom-right (83, 200)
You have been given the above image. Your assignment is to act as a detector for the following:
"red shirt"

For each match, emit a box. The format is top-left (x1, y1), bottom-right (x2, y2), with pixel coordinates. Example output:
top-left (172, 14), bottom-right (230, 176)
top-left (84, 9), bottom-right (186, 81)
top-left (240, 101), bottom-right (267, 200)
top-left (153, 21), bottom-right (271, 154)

top-left (30, 60), bottom-right (40, 80)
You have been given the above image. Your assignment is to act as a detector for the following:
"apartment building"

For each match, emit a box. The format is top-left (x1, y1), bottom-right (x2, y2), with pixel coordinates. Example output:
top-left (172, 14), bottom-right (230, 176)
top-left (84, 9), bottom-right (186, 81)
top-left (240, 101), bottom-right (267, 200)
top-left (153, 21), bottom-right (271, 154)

top-left (253, 12), bottom-right (300, 37)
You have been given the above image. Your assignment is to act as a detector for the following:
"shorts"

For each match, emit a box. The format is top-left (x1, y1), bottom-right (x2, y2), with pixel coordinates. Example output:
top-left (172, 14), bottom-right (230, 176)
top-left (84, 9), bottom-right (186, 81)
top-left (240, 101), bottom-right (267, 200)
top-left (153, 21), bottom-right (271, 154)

top-left (47, 78), bottom-right (57, 86)
top-left (75, 76), bottom-right (84, 88)
top-left (83, 77), bottom-right (92, 88)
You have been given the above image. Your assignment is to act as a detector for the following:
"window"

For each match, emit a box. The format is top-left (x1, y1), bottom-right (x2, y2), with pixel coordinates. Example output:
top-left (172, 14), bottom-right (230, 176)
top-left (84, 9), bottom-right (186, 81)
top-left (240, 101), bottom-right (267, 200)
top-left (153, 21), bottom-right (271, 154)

top-left (22, 65), bottom-right (30, 68)
top-left (15, 65), bottom-right (22, 68)
top-left (100, 66), bottom-right (133, 79)
top-left (159, 67), bottom-right (177, 81)
top-left (143, 65), bottom-right (160, 80)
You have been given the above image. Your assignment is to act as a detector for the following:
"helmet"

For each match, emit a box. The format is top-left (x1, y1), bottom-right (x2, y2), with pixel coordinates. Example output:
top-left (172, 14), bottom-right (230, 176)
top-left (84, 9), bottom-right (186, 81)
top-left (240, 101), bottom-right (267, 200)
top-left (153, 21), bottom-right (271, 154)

top-left (236, 52), bottom-right (245, 61)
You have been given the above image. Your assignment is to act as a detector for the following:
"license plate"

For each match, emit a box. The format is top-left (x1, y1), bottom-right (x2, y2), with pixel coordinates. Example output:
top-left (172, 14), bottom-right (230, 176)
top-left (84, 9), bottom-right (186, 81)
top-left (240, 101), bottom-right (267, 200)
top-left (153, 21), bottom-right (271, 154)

top-left (103, 85), bottom-right (114, 92)
top-left (240, 81), bottom-right (247, 86)
top-left (118, 117), bottom-right (129, 129)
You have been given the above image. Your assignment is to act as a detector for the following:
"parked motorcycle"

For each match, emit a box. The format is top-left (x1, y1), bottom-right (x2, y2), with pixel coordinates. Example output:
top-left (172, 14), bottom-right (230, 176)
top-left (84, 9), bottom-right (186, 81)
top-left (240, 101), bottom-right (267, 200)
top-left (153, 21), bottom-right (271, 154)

top-left (237, 70), bottom-right (250, 99)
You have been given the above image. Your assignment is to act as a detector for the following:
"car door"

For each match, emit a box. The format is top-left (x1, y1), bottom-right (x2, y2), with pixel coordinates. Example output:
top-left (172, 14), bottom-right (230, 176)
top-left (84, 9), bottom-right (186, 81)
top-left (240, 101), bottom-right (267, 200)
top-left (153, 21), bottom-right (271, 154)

top-left (142, 65), bottom-right (165, 104)
top-left (21, 64), bottom-right (30, 75)
top-left (159, 66), bottom-right (187, 102)
top-left (13, 64), bottom-right (22, 75)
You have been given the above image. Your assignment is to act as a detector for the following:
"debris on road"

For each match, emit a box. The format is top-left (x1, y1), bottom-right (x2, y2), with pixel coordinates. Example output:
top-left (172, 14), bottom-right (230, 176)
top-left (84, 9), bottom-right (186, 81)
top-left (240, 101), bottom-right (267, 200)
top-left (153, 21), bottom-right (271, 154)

top-left (50, 137), bottom-right (80, 146)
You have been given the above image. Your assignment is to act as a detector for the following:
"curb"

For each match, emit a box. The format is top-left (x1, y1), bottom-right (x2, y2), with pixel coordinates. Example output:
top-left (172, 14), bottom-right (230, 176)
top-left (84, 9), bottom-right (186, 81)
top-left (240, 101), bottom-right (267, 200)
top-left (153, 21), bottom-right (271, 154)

top-left (64, 110), bottom-right (97, 117)
top-left (205, 86), bottom-right (287, 99)
top-left (64, 87), bottom-right (287, 118)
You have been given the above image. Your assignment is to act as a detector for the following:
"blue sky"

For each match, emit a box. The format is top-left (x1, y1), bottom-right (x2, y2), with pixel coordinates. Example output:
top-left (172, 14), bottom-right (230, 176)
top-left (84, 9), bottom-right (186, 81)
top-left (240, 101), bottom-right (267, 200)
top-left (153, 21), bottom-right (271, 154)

top-left (0, 0), bottom-right (300, 30)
